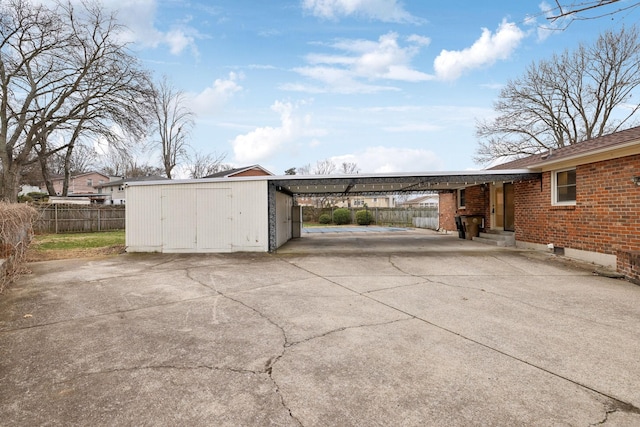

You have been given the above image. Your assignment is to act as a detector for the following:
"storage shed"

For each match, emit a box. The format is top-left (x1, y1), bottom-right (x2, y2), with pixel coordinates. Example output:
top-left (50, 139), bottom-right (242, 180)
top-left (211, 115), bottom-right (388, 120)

top-left (125, 177), bottom-right (296, 253)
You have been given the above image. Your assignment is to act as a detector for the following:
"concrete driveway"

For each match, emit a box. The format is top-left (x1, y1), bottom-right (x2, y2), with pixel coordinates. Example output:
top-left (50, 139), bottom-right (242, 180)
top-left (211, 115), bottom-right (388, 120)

top-left (1, 229), bottom-right (640, 426)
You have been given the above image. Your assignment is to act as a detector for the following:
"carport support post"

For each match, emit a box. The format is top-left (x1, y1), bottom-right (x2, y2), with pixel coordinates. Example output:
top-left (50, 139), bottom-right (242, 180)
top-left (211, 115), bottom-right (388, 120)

top-left (267, 182), bottom-right (277, 252)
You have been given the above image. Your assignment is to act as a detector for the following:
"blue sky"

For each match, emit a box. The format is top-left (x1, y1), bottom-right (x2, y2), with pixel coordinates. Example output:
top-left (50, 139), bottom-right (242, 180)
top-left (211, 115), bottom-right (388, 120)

top-left (101, 0), bottom-right (639, 175)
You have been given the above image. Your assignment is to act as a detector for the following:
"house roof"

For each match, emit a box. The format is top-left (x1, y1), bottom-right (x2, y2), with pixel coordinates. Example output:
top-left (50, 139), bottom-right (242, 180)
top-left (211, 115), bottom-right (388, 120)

top-left (203, 165), bottom-right (273, 178)
top-left (490, 126), bottom-right (640, 170)
top-left (48, 171), bottom-right (110, 181)
top-left (95, 175), bottom-right (168, 188)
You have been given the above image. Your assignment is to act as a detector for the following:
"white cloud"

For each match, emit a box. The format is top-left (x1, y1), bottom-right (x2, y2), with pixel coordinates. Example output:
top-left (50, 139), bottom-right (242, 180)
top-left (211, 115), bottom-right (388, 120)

top-left (407, 34), bottom-right (431, 46)
top-left (287, 32), bottom-right (433, 93)
top-left (302, 0), bottom-right (424, 24)
top-left (165, 29), bottom-right (195, 55)
top-left (433, 19), bottom-right (525, 81)
top-left (232, 101), bottom-right (326, 164)
top-left (191, 72), bottom-right (244, 115)
top-left (331, 146), bottom-right (443, 173)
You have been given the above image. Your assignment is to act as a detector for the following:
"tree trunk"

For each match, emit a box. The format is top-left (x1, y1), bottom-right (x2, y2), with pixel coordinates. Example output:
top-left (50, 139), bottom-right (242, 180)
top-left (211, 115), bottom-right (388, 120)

top-left (1, 162), bottom-right (23, 202)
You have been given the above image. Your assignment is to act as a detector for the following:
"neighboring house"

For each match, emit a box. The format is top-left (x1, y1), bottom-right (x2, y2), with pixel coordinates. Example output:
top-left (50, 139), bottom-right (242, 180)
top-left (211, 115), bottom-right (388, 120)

top-left (95, 175), bottom-right (168, 204)
top-left (344, 196), bottom-right (396, 208)
top-left (440, 126), bottom-right (640, 283)
top-left (43, 171), bottom-right (110, 195)
top-left (400, 194), bottom-right (439, 208)
top-left (203, 165), bottom-right (273, 178)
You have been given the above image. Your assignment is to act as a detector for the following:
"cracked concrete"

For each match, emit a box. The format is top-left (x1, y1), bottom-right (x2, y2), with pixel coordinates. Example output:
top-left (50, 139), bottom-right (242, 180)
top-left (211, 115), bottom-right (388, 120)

top-left (1, 229), bottom-right (640, 426)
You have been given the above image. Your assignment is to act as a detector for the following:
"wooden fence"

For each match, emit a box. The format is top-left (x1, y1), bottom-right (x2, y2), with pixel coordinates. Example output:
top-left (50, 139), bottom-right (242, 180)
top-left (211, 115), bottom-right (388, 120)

top-left (34, 204), bottom-right (125, 234)
top-left (303, 206), bottom-right (439, 229)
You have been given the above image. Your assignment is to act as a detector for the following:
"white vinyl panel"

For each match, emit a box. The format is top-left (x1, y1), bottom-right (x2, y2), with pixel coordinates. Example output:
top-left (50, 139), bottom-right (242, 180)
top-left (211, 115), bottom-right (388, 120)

top-left (196, 188), bottom-right (232, 251)
top-left (161, 188), bottom-right (197, 250)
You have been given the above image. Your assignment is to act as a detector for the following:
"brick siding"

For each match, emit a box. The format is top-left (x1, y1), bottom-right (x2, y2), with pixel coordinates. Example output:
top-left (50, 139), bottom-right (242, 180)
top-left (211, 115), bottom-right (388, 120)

top-left (439, 192), bottom-right (457, 230)
top-left (232, 169), bottom-right (271, 177)
top-left (515, 154), bottom-right (640, 278)
top-left (439, 185), bottom-right (489, 231)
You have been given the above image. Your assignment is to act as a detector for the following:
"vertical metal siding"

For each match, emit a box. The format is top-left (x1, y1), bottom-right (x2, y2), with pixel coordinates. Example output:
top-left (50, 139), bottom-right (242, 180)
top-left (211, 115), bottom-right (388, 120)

top-left (161, 188), bottom-right (197, 249)
top-left (196, 188), bottom-right (232, 250)
top-left (126, 185), bottom-right (163, 252)
top-left (126, 180), bottom-right (269, 253)
top-left (230, 180), bottom-right (268, 251)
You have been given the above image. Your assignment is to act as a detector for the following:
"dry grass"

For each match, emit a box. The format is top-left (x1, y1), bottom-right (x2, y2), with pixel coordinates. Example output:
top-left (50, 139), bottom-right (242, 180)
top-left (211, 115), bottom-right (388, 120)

top-left (26, 231), bottom-right (126, 262)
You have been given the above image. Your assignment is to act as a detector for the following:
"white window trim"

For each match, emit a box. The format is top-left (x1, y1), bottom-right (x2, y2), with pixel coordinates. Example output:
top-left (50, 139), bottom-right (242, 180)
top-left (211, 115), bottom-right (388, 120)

top-left (457, 188), bottom-right (466, 209)
top-left (551, 167), bottom-right (576, 206)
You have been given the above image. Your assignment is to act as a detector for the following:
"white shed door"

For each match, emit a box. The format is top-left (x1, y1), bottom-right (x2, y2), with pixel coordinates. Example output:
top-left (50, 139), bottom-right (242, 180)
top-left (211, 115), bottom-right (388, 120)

top-left (162, 188), bottom-right (197, 249)
top-left (161, 188), bottom-right (232, 251)
top-left (196, 188), bottom-right (232, 250)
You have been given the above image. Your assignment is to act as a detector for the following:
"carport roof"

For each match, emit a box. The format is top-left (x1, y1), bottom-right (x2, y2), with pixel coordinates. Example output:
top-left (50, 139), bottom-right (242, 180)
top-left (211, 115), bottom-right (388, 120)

top-left (126, 169), bottom-right (539, 196)
top-left (269, 169), bottom-right (538, 196)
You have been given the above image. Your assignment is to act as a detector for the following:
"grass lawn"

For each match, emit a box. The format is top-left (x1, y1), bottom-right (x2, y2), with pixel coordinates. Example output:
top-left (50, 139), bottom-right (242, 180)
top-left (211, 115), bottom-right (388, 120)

top-left (28, 230), bottom-right (126, 261)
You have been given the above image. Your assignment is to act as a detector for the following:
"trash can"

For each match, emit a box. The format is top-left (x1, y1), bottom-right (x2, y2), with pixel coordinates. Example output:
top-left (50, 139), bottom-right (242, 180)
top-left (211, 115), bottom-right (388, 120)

top-left (463, 215), bottom-right (483, 240)
top-left (455, 216), bottom-right (465, 239)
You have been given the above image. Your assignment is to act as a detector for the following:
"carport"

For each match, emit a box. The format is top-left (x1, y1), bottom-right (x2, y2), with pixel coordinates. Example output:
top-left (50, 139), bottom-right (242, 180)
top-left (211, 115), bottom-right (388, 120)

top-left (125, 170), bottom-right (538, 253)
top-left (267, 170), bottom-right (538, 251)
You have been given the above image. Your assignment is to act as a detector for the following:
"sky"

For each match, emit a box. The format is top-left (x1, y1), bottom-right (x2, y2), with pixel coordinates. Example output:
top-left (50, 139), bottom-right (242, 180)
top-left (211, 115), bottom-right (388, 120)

top-left (96, 0), bottom-right (640, 175)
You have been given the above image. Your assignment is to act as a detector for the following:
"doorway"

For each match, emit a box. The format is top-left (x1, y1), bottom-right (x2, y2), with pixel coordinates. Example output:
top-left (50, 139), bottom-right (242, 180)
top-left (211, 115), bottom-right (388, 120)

top-left (492, 183), bottom-right (515, 232)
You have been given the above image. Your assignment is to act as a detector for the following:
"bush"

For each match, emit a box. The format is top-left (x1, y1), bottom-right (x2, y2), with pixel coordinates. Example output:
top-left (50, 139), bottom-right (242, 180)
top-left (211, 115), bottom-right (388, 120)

top-left (0, 202), bottom-right (38, 292)
top-left (332, 208), bottom-right (350, 225)
top-left (319, 214), bottom-right (331, 224)
top-left (355, 209), bottom-right (374, 225)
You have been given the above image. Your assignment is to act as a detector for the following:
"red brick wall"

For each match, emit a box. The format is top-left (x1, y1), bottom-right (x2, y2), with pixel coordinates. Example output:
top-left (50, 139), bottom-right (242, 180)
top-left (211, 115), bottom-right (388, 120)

top-left (439, 185), bottom-right (489, 231)
top-left (617, 251), bottom-right (640, 285)
top-left (515, 154), bottom-right (640, 267)
top-left (232, 169), bottom-right (271, 177)
top-left (456, 185), bottom-right (489, 229)
top-left (439, 192), bottom-right (457, 230)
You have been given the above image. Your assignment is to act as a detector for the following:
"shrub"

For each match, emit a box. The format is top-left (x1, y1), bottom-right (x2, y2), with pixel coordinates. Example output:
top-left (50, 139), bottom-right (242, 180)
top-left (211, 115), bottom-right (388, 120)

top-left (0, 202), bottom-right (38, 292)
top-left (332, 208), bottom-right (350, 225)
top-left (355, 209), bottom-right (374, 225)
top-left (318, 214), bottom-right (331, 224)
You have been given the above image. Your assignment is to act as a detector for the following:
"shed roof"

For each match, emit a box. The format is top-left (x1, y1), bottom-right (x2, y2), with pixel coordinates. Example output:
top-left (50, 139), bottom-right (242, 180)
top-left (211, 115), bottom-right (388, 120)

top-left (95, 175), bottom-right (168, 188)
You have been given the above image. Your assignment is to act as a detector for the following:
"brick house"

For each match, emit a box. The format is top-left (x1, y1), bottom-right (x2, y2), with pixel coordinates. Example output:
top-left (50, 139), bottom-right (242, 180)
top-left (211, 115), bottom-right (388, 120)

top-left (440, 126), bottom-right (640, 284)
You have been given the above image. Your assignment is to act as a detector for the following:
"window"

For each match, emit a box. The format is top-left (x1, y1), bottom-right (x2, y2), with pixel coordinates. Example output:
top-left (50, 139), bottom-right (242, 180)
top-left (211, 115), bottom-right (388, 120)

top-left (87, 179), bottom-right (93, 186)
top-left (552, 168), bottom-right (576, 205)
top-left (458, 188), bottom-right (466, 209)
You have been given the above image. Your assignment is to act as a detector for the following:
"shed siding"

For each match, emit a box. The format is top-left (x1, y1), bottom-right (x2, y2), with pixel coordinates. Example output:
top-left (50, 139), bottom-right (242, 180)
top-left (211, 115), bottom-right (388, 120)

top-left (126, 185), bottom-right (163, 251)
top-left (126, 180), bottom-right (269, 253)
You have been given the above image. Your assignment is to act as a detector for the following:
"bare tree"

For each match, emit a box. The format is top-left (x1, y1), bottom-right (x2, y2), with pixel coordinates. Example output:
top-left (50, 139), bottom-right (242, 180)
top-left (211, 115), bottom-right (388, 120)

top-left (151, 76), bottom-right (194, 179)
top-left (186, 151), bottom-right (230, 178)
top-left (475, 26), bottom-right (640, 164)
top-left (0, 0), bottom-right (153, 200)
top-left (340, 162), bottom-right (359, 174)
top-left (312, 159), bottom-right (337, 175)
top-left (296, 164), bottom-right (311, 175)
top-left (544, 1), bottom-right (640, 25)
